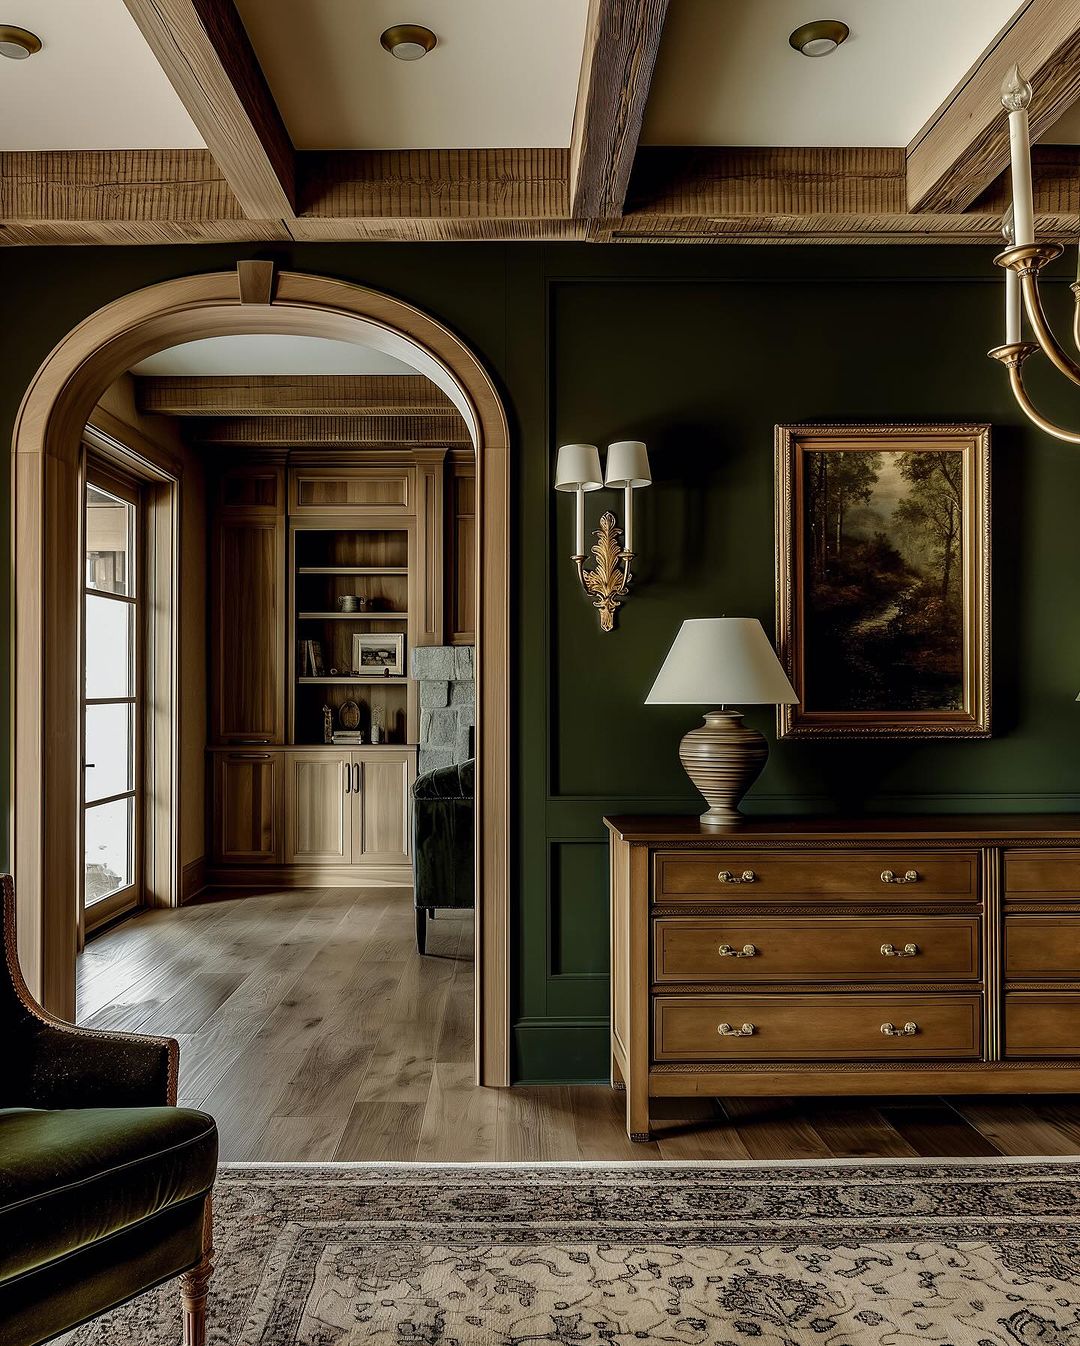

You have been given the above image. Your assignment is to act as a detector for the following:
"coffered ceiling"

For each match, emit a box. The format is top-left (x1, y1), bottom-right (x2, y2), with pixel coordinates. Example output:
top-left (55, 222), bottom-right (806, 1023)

top-left (2, 0), bottom-right (1080, 246)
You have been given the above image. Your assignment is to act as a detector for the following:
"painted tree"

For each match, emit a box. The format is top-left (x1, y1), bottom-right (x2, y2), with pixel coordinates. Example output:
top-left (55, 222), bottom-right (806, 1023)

top-left (893, 450), bottom-right (963, 600)
top-left (806, 449), bottom-right (882, 575)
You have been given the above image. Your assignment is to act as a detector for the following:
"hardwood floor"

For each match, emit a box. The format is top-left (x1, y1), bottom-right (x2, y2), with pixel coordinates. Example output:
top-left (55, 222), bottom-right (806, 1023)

top-left (77, 886), bottom-right (1080, 1163)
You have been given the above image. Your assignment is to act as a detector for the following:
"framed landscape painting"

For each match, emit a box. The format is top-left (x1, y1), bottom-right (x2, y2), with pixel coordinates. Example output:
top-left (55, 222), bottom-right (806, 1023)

top-left (775, 424), bottom-right (990, 739)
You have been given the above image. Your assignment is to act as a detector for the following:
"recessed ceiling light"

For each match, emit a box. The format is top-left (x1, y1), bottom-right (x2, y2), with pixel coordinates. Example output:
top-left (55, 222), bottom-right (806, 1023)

top-left (789, 19), bottom-right (849, 58)
top-left (380, 24), bottom-right (437, 61)
top-left (0, 24), bottom-right (41, 60)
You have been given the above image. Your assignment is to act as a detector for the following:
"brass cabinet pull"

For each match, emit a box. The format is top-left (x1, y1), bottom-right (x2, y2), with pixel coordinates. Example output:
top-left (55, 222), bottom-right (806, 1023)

top-left (717, 870), bottom-right (756, 885)
top-left (880, 869), bottom-right (919, 884)
top-left (717, 1022), bottom-right (756, 1037)
top-left (344, 764), bottom-right (351, 795)
top-left (880, 942), bottom-right (919, 958)
top-left (718, 943), bottom-right (758, 958)
top-left (880, 1021), bottom-right (919, 1037)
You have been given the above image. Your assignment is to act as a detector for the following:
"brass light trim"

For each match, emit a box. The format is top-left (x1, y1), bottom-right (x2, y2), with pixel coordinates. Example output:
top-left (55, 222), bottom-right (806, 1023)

top-left (380, 24), bottom-right (437, 61)
top-left (0, 24), bottom-right (42, 59)
top-left (788, 19), bottom-right (849, 57)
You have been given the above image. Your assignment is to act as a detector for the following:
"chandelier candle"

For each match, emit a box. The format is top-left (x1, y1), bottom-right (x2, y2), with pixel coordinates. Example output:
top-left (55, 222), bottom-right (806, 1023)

top-left (1002, 65), bottom-right (1034, 246)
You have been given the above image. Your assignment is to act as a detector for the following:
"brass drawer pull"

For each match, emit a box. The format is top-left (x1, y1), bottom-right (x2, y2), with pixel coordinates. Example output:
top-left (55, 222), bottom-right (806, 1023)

top-left (717, 1022), bottom-right (756, 1037)
top-left (880, 869), bottom-right (919, 884)
top-left (718, 943), bottom-right (757, 959)
top-left (880, 1021), bottom-right (919, 1037)
top-left (880, 942), bottom-right (919, 958)
top-left (717, 870), bottom-right (756, 885)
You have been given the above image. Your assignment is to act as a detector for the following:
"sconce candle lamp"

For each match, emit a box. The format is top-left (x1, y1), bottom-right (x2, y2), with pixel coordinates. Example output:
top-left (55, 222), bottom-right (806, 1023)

top-left (555, 440), bottom-right (651, 631)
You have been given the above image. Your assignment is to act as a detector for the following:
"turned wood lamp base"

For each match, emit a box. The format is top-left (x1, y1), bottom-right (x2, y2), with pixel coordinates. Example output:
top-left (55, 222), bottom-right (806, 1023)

top-left (679, 709), bottom-right (769, 826)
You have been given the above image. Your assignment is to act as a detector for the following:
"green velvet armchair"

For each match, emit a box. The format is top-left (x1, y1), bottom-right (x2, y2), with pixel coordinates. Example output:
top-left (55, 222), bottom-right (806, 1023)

top-left (412, 758), bottom-right (474, 954)
top-left (0, 876), bottom-right (218, 1346)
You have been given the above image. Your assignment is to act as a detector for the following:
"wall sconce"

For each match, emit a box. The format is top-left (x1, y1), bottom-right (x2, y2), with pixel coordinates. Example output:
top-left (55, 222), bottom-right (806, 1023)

top-left (554, 440), bottom-right (651, 631)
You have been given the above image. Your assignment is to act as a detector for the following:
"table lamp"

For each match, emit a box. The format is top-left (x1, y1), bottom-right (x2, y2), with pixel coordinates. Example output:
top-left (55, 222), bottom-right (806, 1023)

top-left (646, 617), bottom-right (798, 825)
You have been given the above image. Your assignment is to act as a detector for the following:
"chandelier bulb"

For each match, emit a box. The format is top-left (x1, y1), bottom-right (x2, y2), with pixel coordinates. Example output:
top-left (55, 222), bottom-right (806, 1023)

top-left (1001, 64), bottom-right (1032, 112)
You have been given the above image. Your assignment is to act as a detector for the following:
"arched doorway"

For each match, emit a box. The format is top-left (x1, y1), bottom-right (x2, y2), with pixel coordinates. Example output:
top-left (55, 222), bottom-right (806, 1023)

top-left (11, 267), bottom-right (510, 1087)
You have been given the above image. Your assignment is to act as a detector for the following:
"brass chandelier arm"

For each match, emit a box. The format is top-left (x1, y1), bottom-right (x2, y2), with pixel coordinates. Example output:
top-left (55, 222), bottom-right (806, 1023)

top-left (988, 341), bottom-right (1080, 445)
top-left (1019, 271), bottom-right (1080, 389)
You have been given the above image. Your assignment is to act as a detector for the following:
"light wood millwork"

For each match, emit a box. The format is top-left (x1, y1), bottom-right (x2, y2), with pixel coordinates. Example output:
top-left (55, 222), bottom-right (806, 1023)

top-left (284, 751), bottom-right (351, 864)
top-left (214, 462), bottom-right (284, 513)
top-left (210, 511), bottom-right (285, 744)
top-left (135, 375), bottom-right (457, 419)
top-left (357, 752), bottom-right (415, 866)
top-left (77, 887), bottom-right (1080, 1163)
top-left (448, 456), bottom-right (476, 645)
top-left (570, 0), bottom-right (670, 219)
top-left (120, 0), bottom-right (294, 219)
top-left (289, 465), bottom-right (414, 515)
top-left (11, 270), bottom-right (509, 1088)
top-left (653, 916), bottom-right (981, 983)
top-left (212, 751), bottom-right (281, 864)
top-left (236, 260), bottom-right (275, 305)
top-left (608, 814), bottom-right (1080, 1141)
top-left (414, 450), bottom-right (446, 647)
top-left (906, 0), bottom-right (1080, 213)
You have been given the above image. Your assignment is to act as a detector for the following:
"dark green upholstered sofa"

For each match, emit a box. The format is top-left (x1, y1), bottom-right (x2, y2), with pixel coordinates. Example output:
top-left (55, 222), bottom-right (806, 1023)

top-left (0, 877), bottom-right (218, 1346)
top-left (412, 758), bottom-right (474, 954)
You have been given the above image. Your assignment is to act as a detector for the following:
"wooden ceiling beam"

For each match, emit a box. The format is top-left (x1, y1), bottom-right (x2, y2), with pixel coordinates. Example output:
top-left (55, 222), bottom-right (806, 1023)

top-left (135, 374), bottom-right (457, 417)
top-left (906, 0), bottom-right (1080, 214)
top-left (121, 0), bottom-right (295, 219)
top-left (192, 415), bottom-right (471, 447)
top-left (569, 0), bottom-right (670, 218)
top-left (617, 146), bottom-right (1080, 243)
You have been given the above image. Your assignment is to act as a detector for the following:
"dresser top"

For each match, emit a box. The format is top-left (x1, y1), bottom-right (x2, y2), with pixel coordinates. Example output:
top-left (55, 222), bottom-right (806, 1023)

top-left (603, 814), bottom-right (1080, 843)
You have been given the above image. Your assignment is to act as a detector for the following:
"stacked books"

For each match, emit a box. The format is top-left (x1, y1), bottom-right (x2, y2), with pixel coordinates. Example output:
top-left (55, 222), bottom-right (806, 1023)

top-left (331, 731), bottom-right (365, 745)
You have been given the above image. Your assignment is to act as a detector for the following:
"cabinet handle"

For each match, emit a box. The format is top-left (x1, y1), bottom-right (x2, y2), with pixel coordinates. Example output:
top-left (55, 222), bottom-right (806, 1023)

top-left (717, 870), bottom-right (756, 885)
top-left (344, 764), bottom-right (351, 794)
top-left (718, 943), bottom-right (757, 958)
top-left (353, 762), bottom-right (361, 793)
top-left (880, 1021), bottom-right (919, 1037)
top-left (231, 753), bottom-right (272, 760)
top-left (880, 942), bottom-right (919, 958)
top-left (234, 738), bottom-right (271, 745)
top-left (880, 869), bottom-right (919, 884)
top-left (717, 1022), bottom-right (756, 1037)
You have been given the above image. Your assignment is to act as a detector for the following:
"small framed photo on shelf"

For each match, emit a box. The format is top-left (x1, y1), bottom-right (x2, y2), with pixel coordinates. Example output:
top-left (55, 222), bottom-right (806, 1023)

top-left (353, 632), bottom-right (405, 676)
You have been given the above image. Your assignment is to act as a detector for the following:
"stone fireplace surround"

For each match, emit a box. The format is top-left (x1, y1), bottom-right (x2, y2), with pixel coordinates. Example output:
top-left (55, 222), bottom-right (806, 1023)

top-left (412, 645), bottom-right (475, 775)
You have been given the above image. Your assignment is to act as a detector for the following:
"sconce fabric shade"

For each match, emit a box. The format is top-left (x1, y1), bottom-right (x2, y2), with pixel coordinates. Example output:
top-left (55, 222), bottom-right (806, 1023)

top-left (605, 440), bottom-right (651, 488)
top-left (646, 618), bottom-right (798, 706)
top-left (555, 443), bottom-right (603, 491)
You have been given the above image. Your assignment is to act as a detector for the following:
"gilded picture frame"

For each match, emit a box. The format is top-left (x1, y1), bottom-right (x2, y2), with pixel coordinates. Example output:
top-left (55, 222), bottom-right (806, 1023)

top-left (775, 423), bottom-right (991, 740)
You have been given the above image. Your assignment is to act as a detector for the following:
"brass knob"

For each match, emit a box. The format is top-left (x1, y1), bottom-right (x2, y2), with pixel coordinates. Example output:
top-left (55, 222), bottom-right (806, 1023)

top-left (717, 870), bottom-right (756, 885)
top-left (880, 869), bottom-right (919, 884)
top-left (718, 943), bottom-right (757, 958)
top-left (717, 1022), bottom-right (756, 1037)
top-left (880, 1021), bottom-right (918, 1037)
top-left (880, 942), bottom-right (919, 958)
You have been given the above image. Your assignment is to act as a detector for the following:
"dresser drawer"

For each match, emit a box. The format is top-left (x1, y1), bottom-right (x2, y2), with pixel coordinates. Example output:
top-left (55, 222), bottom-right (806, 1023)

top-left (1005, 852), bottom-right (1080, 897)
top-left (652, 851), bottom-right (977, 903)
top-left (1005, 993), bottom-right (1080, 1057)
top-left (1005, 916), bottom-right (1080, 979)
top-left (653, 916), bottom-right (981, 983)
top-left (653, 993), bottom-right (982, 1061)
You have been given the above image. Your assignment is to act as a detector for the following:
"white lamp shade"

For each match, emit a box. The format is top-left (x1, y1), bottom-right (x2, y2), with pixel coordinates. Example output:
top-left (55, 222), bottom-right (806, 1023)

top-left (555, 443), bottom-right (603, 492)
top-left (646, 618), bottom-right (799, 706)
top-left (605, 440), bottom-right (651, 488)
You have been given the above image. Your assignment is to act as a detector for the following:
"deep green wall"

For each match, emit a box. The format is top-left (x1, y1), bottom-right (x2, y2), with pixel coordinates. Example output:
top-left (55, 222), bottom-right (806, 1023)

top-left (3, 242), bottom-right (1080, 1082)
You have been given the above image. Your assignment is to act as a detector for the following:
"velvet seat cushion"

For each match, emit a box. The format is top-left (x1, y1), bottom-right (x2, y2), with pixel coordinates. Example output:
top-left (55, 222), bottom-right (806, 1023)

top-left (0, 1106), bottom-right (217, 1284)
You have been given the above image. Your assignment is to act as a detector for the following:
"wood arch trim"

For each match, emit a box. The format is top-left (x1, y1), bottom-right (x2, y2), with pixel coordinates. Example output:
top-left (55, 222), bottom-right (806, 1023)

top-left (10, 268), bottom-right (510, 1086)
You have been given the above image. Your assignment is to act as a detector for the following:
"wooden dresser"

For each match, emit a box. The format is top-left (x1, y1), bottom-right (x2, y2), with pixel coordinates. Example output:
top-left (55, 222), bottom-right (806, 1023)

top-left (605, 815), bottom-right (1080, 1141)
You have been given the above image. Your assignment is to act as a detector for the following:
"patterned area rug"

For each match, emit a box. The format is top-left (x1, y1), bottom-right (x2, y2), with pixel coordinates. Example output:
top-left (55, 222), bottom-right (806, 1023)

top-left (63, 1160), bottom-right (1080, 1345)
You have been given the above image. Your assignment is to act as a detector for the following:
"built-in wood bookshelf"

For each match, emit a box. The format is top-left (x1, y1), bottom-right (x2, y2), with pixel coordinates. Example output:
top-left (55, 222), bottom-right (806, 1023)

top-left (291, 523), bottom-right (416, 746)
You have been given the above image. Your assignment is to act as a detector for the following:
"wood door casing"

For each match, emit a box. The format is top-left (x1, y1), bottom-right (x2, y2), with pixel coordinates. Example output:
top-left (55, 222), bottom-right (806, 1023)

top-left (212, 513), bottom-right (285, 743)
top-left (285, 751), bottom-right (352, 864)
top-left (214, 752), bottom-right (281, 863)
top-left (356, 751), bottom-right (415, 864)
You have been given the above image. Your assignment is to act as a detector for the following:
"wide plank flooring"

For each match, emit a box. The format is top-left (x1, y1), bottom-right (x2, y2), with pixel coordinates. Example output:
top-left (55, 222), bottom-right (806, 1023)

top-left (78, 886), bottom-right (1080, 1162)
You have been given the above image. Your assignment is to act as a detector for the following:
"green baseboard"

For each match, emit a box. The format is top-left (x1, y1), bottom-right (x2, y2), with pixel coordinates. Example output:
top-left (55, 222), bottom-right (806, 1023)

top-left (512, 1017), bottom-right (609, 1084)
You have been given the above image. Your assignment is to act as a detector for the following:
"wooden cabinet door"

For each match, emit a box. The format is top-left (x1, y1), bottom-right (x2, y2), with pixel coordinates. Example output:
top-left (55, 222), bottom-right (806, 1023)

top-left (286, 751), bottom-right (353, 864)
top-left (211, 514), bottom-right (285, 743)
top-left (355, 750), bottom-right (415, 865)
top-left (213, 752), bottom-right (281, 863)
